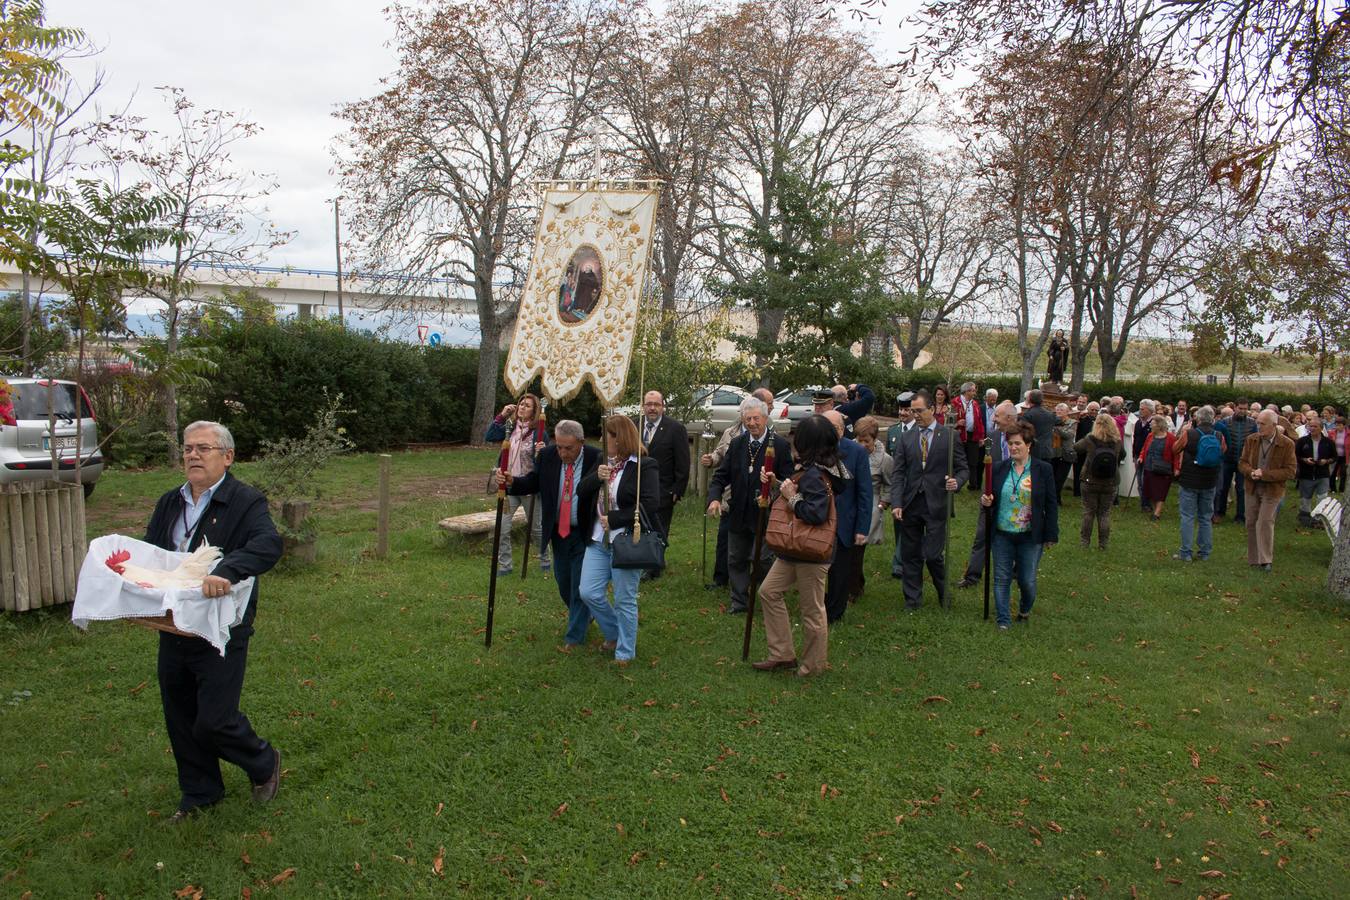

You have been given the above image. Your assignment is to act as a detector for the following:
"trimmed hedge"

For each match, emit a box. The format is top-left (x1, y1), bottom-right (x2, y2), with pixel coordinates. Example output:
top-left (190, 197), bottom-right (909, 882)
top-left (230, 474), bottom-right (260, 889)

top-left (188, 319), bottom-right (606, 457)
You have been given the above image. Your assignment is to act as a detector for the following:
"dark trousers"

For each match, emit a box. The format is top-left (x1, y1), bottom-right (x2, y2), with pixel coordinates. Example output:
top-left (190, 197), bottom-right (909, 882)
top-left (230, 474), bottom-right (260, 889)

top-left (1215, 459), bottom-right (1245, 520)
top-left (727, 526), bottom-right (771, 612)
top-left (644, 502), bottom-right (676, 580)
top-left (550, 530), bottom-right (592, 644)
top-left (158, 631), bottom-right (273, 811)
top-left (825, 540), bottom-right (863, 623)
top-left (900, 501), bottom-right (947, 608)
top-left (964, 505), bottom-right (991, 579)
top-left (1336, 455), bottom-right (1347, 493)
top-left (1052, 459), bottom-right (1072, 502)
top-left (891, 519), bottom-right (904, 576)
top-left (965, 441), bottom-right (985, 491)
top-left (713, 512), bottom-right (731, 586)
top-left (1072, 454), bottom-right (1085, 496)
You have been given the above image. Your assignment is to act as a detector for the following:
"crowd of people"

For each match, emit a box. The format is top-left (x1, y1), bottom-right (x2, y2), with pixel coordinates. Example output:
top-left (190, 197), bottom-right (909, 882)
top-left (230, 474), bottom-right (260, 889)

top-left (488, 384), bottom-right (1347, 673)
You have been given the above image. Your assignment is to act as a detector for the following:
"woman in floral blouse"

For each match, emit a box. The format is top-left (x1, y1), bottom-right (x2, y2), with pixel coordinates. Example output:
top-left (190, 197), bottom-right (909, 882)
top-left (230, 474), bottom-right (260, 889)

top-left (980, 421), bottom-right (1059, 630)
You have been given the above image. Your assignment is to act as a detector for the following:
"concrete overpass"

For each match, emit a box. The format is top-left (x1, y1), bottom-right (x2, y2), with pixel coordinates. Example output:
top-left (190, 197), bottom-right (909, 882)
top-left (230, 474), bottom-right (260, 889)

top-left (0, 259), bottom-right (481, 317)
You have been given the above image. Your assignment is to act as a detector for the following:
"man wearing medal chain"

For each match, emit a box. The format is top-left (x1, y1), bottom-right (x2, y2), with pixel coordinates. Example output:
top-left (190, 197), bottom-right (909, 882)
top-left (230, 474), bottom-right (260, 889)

top-left (143, 421), bottom-right (284, 823)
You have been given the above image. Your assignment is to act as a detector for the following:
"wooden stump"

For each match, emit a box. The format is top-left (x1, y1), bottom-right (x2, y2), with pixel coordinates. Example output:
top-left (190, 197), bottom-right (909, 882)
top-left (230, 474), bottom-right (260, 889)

top-left (0, 481), bottom-right (87, 612)
top-left (281, 500), bottom-right (317, 565)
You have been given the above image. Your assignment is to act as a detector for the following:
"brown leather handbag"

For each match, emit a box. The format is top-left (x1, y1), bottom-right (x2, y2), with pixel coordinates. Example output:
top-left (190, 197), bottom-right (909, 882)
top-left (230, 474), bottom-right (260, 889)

top-left (764, 471), bottom-right (836, 563)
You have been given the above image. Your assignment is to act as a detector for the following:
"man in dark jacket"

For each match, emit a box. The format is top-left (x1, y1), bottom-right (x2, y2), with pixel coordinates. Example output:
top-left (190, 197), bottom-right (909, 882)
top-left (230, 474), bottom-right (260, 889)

top-left (1020, 389), bottom-right (1057, 460)
top-left (823, 410), bottom-right (874, 622)
top-left (707, 398), bottom-right (793, 614)
top-left (145, 421), bottom-right (284, 823)
top-left (1295, 416), bottom-right (1337, 527)
top-left (1214, 399), bottom-right (1255, 524)
top-left (499, 419), bottom-right (601, 647)
top-left (890, 391), bottom-right (968, 609)
top-left (638, 391), bottom-right (690, 558)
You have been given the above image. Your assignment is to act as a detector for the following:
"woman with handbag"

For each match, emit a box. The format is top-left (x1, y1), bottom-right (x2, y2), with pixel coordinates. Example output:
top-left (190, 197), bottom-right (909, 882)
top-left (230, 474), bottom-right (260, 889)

top-left (1137, 415), bottom-right (1177, 521)
top-left (484, 393), bottom-right (551, 576)
top-left (576, 415), bottom-right (661, 664)
top-left (752, 415), bottom-right (840, 677)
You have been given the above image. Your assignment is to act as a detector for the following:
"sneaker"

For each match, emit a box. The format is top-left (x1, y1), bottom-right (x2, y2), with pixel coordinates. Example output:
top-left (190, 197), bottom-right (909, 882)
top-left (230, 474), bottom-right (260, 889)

top-left (1234, 517), bottom-right (1245, 525)
top-left (997, 624), bottom-right (1010, 631)
top-left (957, 576), bottom-right (978, 589)
top-left (1171, 552), bottom-right (1192, 562)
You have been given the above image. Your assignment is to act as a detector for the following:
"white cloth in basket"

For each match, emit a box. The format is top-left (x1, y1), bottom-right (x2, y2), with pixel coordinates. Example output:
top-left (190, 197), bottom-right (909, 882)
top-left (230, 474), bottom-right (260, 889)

top-left (72, 534), bottom-right (255, 656)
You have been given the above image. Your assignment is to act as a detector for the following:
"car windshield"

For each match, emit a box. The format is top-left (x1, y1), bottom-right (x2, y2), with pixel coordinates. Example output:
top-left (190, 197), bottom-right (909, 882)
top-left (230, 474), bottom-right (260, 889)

top-left (783, 390), bottom-right (816, 405)
top-left (7, 382), bottom-right (90, 420)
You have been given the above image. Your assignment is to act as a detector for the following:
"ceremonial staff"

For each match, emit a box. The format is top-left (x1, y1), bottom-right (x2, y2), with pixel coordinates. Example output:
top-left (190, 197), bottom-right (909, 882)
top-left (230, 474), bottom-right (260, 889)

top-left (943, 406), bottom-right (957, 611)
top-left (485, 435), bottom-right (511, 648)
top-left (982, 438), bottom-right (994, 621)
top-left (742, 438), bottom-right (773, 661)
top-left (700, 420), bottom-right (715, 588)
top-left (520, 403), bottom-right (547, 580)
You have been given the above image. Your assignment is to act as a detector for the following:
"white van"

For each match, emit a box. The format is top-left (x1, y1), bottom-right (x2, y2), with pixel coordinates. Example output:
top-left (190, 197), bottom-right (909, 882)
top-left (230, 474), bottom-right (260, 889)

top-left (0, 378), bottom-right (103, 496)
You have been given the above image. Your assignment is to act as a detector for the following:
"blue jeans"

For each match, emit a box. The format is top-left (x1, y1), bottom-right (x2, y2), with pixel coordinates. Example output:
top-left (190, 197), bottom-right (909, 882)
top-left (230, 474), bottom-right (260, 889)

top-left (991, 530), bottom-right (1042, 627)
top-left (549, 532), bottom-right (592, 645)
top-left (1216, 459), bottom-right (1244, 520)
top-left (1177, 486), bottom-right (1215, 560)
top-left (579, 539), bottom-right (642, 661)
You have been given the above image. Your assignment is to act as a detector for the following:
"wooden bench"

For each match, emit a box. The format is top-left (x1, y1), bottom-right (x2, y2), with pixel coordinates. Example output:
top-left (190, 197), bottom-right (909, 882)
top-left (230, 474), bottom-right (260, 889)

top-left (1312, 496), bottom-right (1342, 543)
top-left (439, 506), bottom-right (527, 536)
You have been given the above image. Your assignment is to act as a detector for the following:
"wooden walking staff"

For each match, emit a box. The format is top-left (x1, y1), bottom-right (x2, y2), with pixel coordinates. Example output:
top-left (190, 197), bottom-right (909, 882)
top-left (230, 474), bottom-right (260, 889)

top-left (520, 402), bottom-right (548, 580)
top-left (485, 436), bottom-right (511, 648)
top-left (943, 407), bottom-right (957, 611)
top-left (982, 441), bottom-right (994, 621)
top-left (741, 439), bottom-right (773, 661)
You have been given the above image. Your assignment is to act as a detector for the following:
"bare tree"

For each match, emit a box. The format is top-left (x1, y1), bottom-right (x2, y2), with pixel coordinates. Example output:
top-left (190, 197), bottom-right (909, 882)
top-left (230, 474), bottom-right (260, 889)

top-left (698, 0), bottom-right (919, 366)
top-left (94, 87), bottom-right (290, 463)
top-left (875, 150), bottom-right (997, 370)
top-left (336, 0), bottom-right (615, 443)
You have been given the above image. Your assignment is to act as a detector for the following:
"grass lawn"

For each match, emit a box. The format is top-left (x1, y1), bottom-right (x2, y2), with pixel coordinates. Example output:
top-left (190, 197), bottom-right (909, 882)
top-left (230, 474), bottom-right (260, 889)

top-left (2, 448), bottom-right (1346, 897)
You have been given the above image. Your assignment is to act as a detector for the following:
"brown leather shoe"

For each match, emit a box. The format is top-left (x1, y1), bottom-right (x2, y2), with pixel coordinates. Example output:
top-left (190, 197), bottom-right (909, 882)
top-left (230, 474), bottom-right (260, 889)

top-left (751, 658), bottom-right (797, 671)
top-left (601, 640), bottom-right (617, 652)
top-left (251, 747), bottom-right (281, 804)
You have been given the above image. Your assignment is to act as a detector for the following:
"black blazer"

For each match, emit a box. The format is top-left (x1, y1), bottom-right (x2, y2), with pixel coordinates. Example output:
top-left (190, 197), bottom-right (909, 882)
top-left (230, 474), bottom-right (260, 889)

top-left (640, 416), bottom-right (690, 504)
top-left (1294, 434), bottom-right (1337, 481)
top-left (1020, 405), bottom-right (1058, 459)
top-left (988, 457), bottom-right (1060, 544)
top-left (577, 456), bottom-right (662, 537)
top-left (889, 423), bottom-right (969, 519)
top-left (144, 472), bottom-right (284, 638)
top-left (707, 431), bottom-right (793, 533)
top-left (507, 444), bottom-right (602, 541)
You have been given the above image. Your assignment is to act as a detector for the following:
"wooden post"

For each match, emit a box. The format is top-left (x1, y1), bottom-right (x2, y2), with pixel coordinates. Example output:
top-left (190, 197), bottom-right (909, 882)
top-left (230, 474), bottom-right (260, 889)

top-left (0, 489), bottom-right (12, 611)
top-left (21, 488), bottom-right (39, 612)
top-left (58, 485), bottom-right (76, 600)
top-left (376, 453), bottom-right (391, 559)
top-left (71, 481), bottom-right (86, 572)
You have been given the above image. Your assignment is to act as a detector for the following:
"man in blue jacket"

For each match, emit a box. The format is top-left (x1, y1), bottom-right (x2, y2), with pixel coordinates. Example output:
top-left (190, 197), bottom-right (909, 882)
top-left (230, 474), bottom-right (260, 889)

top-left (498, 420), bottom-right (601, 648)
top-left (822, 411), bottom-right (873, 623)
top-left (813, 383), bottom-right (875, 439)
top-left (145, 421), bottom-right (284, 824)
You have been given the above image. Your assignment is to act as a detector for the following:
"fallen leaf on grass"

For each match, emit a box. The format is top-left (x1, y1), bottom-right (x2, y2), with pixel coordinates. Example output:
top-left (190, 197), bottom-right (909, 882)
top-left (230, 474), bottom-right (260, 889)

top-left (921, 696), bottom-right (950, 705)
top-left (129, 681), bottom-right (148, 695)
top-left (974, 841), bottom-right (995, 857)
top-left (1165, 877), bottom-right (1182, 884)
top-left (1198, 869), bottom-right (1225, 878)
top-left (628, 851), bottom-right (645, 866)
top-left (435, 802), bottom-right (444, 817)
top-left (433, 846), bottom-right (444, 877)
top-left (1046, 821), bottom-right (1064, 834)
top-left (1153, 858), bottom-right (1161, 871)
top-left (643, 699), bottom-right (657, 707)
top-left (552, 802), bottom-right (568, 819)
top-left (719, 787), bottom-right (730, 804)
top-left (174, 887), bottom-right (202, 900)
top-left (240, 850), bottom-right (251, 866)
top-left (1188, 747), bottom-right (1201, 768)
top-left (242, 888), bottom-right (252, 900)
top-left (270, 868), bottom-right (296, 886)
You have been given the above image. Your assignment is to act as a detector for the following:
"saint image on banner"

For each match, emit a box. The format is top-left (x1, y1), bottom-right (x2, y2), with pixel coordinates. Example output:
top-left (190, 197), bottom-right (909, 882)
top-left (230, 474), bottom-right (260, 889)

top-left (558, 245), bottom-right (603, 323)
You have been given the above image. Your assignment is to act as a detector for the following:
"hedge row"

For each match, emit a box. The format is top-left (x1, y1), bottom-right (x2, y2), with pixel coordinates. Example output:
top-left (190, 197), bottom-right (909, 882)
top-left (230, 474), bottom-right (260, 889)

top-left (189, 319), bottom-right (605, 457)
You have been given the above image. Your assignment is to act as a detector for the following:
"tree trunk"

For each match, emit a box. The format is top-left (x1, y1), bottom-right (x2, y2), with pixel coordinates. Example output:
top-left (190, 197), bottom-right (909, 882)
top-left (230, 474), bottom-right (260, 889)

top-left (471, 323), bottom-right (502, 445)
top-left (1099, 352), bottom-right (1121, 383)
top-left (19, 270), bottom-right (32, 376)
top-left (1330, 499), bottom-right (1350, 603)
top-left (754, 307), bottom-right (786, 369)
top-left (1228, 346), bottom-right (1238, 387)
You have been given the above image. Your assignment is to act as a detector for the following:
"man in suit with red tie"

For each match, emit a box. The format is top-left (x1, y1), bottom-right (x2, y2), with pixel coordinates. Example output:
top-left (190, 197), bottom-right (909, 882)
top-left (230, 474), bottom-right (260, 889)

top-left (890, 390), bottom-right (968, 609)
top-left (498, 420), bottom-right (602, 648)
top-left (953, 381), bottom-right (987, 492)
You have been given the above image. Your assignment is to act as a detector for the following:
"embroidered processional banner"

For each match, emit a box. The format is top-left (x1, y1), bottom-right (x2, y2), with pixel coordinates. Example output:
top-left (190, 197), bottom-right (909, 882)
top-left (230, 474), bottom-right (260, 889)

top-left (503, 180), bottom-right (660, 405)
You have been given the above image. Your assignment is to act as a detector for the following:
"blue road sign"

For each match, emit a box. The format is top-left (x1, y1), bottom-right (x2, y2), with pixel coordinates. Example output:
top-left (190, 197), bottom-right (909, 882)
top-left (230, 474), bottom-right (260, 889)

top-left (428, 332), bottom-right (442, 347)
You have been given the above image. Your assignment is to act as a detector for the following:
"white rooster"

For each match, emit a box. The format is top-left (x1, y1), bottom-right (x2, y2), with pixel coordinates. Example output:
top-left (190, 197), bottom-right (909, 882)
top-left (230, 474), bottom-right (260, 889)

top-left (104, 542), bottom-right (223, 590)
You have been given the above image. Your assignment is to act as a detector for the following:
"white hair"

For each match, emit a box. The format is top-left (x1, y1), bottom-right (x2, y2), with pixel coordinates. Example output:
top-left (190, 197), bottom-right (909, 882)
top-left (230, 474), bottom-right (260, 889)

top-left (739, 396), bottom-right (768, 417)
top-left (554, 420), bottom-right (584, 442)
top-left (184, 420), bottom-right (234, 452)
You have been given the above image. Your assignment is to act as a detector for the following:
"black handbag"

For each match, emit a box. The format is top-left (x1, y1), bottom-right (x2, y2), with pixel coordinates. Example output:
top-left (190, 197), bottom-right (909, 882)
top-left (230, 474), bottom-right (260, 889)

top-left (610, 502), bottom-right (666, 570)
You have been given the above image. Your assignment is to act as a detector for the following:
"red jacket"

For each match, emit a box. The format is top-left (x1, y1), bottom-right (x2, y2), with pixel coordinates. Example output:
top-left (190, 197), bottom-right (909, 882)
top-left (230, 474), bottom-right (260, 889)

top-left (953, 395), bottom-right (986, 443)
top-left (1137, 432), bottom-right (1178, 473)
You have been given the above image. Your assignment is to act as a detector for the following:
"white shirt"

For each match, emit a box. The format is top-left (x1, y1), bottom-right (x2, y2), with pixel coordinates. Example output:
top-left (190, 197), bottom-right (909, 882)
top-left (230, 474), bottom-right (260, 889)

top-left (642, 418), bottom-right (662, 446)
top-left (171, 473), bottom-right (228, 552)
top-left (592, 455), bottom-right (639, 543)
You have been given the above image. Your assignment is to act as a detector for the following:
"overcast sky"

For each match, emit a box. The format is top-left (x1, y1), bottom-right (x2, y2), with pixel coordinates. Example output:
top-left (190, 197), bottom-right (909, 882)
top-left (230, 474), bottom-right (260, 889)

top-left (47, 1), bottom-right (926, 277)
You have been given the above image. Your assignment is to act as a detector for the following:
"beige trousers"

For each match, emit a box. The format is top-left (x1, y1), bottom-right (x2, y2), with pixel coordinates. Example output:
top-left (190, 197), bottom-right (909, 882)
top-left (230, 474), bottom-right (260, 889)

top-left (758, 557), bottom-right (830, 675)
top-left (1244, 485), bottom-right (1280, 565)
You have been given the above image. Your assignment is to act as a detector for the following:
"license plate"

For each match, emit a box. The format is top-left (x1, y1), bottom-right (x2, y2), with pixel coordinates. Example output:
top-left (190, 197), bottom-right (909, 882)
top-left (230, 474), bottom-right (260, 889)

top-left (45, 436), bottom-right (77, 451)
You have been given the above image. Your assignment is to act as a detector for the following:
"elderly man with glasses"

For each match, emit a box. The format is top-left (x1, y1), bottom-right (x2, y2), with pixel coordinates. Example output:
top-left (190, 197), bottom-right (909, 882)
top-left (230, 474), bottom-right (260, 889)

top-left (145, 421), bottom-right (284, 823)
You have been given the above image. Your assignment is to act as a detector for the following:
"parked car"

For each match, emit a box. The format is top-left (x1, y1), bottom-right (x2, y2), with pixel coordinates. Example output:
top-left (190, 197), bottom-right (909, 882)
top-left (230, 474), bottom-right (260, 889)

top-left (616, 384), bottom-right (790, 437)
top-left (0, 378), bottom-right (103, 496)
top-left (774, 386), bottom-right (826, 430)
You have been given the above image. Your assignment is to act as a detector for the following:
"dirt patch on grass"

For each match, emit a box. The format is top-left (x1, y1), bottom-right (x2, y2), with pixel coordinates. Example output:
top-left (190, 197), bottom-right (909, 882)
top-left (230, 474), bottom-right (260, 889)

top-left (339, 473), bottom-right (492, 512)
